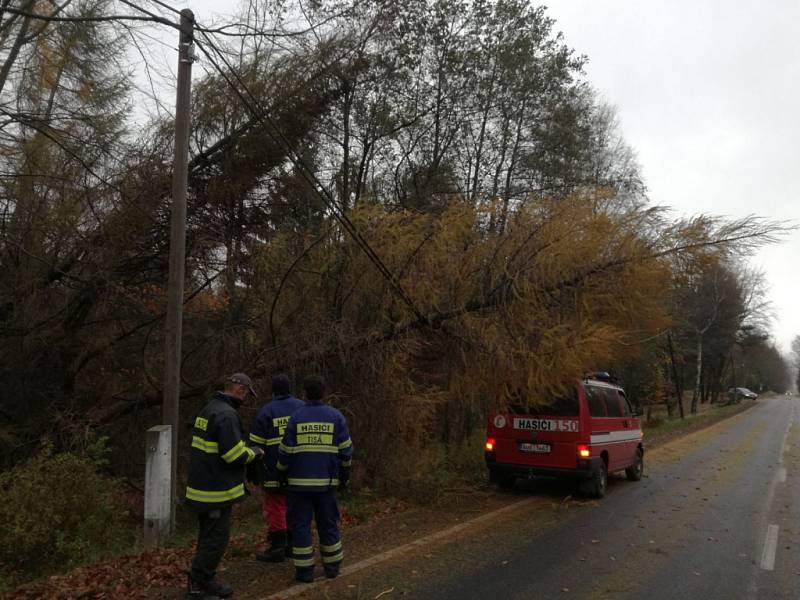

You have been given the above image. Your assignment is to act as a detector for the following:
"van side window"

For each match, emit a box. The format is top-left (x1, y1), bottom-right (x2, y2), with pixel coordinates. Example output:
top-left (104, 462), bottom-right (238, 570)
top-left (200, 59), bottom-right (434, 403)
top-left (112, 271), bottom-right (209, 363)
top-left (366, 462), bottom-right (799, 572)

top-left (603, 389), bottom-right (623, 417)
top-left (619, 391), bottom-right (632, 417)
top-left (585, 386), bottom-right (607, 417)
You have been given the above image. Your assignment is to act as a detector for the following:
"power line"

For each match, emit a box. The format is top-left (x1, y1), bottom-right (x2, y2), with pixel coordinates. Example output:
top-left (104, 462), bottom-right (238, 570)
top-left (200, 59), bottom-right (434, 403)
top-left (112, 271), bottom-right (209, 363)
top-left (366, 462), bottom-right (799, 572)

top-left (2, 2), bottom-right (324, 38)
top-left (1, 6), bottom-right (174, 27)
top-left (6, 0), bottom-right (427, 323)
top-left (142, 0), bottom-right (182, 15)
top-left (125, 0), bottom-right (336, 38)
top-left (192, 27), bottom-right (428, 324)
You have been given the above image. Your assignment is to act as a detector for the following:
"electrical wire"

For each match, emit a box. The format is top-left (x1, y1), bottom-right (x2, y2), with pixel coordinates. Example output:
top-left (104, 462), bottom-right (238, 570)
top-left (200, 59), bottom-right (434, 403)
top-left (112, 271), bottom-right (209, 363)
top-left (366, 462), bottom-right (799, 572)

top-left (191, 27), bottom-right (428, 323)
top-left (142, 0), bottom-right (182, 15)
top-left (8, 0), bottom-right (427, 323)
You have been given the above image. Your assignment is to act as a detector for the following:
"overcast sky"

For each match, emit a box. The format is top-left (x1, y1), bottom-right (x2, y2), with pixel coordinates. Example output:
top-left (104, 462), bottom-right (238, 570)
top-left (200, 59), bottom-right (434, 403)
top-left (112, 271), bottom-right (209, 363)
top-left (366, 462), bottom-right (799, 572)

top-left (542, 0), bottom-right (800, 354)
top-left (172, 0), bottom-right (799, 353)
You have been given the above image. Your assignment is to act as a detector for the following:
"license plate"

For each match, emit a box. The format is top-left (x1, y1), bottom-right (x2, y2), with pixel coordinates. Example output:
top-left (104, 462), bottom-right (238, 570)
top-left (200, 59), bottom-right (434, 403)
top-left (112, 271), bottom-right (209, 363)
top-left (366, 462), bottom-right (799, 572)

top-left (519, 442), bottom-right (550, 453)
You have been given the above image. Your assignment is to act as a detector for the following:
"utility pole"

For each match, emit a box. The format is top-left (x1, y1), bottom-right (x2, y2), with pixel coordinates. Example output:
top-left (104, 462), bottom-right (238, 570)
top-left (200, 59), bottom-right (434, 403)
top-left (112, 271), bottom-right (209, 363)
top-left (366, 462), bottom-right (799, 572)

top-left (163, 8), bottom-right (194, 532)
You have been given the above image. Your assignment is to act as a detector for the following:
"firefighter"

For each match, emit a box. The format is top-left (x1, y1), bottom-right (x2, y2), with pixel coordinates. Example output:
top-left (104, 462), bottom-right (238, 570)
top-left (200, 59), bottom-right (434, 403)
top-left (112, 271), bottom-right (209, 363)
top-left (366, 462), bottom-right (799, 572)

top-left (249, 373), bottom-right (305, 562)
top-left (276, 375), bottom-right (353, 583)
top-left (185, 373), bottom-right (263, 599)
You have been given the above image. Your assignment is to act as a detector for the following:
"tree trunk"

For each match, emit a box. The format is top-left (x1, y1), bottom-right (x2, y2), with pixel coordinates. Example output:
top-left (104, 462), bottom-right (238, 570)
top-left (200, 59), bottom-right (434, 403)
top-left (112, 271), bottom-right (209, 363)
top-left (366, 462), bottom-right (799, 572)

top-left (340, 84), bottom-right (353, 211)
top-left (692, 335), bottom-right (703, 414)
top-left (470, 61), bottom-right (497, 203)
top-left (667, 331), bottom-right (684, 418)
top-left (728, 353), bottom-right (737, 404)
top-left (498, 98), bottom-right (527, 234)
top-left (0, 0), bottom-right (35, 96)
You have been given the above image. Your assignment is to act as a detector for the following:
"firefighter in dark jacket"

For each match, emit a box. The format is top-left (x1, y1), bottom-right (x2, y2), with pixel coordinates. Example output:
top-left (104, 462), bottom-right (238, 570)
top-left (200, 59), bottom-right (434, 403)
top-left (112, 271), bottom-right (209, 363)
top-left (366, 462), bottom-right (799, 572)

top-left (185, 373), bottom-right (263, 599)
top-left (249, 373), bottom-right (305, 562)
top-left (276, 375), bottom-right (353, 583)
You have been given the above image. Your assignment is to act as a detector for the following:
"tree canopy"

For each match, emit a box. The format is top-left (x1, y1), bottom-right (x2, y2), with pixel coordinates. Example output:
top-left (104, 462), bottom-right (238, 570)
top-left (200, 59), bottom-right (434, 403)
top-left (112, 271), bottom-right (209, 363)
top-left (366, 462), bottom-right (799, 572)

top-left (0, 0), bottom-right (791, 479)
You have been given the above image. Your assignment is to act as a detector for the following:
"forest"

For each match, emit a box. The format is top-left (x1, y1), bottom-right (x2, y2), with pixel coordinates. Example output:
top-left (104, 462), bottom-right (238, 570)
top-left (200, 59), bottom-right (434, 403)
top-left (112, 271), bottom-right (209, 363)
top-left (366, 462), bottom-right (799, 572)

top-left (0, 0), bottom-right (793, 518)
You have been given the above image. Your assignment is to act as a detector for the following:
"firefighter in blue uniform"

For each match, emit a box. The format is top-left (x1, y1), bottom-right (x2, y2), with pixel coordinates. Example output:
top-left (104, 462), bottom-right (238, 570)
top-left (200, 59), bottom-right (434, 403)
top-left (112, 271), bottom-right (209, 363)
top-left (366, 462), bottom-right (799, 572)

top-left (185, 373), bottom-right (263, 599)
top-left (276, 375), bottom-right (353, 583)
top-left (249, 373), bottom-right (305, 562)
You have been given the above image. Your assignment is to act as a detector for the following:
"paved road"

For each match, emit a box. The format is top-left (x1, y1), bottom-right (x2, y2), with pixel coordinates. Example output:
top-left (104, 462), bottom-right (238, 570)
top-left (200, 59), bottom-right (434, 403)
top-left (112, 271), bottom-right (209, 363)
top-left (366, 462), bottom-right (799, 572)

top-left (289, 396), bottom-right (800, 600)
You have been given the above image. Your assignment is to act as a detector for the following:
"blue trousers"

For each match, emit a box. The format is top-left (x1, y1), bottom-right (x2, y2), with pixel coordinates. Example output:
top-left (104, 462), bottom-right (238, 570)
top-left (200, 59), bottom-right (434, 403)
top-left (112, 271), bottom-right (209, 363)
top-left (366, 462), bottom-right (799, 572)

top-left (287, 490), bottom-right (342, 574)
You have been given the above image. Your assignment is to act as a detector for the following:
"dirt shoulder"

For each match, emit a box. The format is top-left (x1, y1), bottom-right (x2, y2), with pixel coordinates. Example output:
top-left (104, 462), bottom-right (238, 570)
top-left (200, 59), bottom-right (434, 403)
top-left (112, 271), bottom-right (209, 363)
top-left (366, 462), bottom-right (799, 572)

top-left (148, 486), bottom-right (521, 599)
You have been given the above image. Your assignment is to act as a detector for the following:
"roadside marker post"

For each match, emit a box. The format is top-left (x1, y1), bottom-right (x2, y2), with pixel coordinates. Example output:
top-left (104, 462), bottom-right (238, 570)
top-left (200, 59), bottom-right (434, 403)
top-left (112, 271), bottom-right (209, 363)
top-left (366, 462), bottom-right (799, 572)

top-left (144, 425), bottom-right (172, 547)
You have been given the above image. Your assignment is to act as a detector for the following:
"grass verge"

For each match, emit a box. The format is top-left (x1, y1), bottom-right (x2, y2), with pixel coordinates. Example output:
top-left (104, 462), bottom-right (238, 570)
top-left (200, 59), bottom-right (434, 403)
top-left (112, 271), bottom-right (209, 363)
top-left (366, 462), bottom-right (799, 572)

top-left (642, 399), bottom-right (757, 448)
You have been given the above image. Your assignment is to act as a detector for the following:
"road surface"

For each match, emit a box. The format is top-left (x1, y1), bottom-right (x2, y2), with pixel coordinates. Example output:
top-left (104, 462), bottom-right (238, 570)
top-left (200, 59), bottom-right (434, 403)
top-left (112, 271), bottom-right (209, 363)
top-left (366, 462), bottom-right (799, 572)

top-left (281, 396), bottom-right (800, 600)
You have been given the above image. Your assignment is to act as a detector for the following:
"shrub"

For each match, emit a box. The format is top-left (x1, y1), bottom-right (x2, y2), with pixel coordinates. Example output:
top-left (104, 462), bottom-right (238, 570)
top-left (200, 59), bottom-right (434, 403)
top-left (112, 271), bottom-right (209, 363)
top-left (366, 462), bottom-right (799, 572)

top-left (374, 431), bottom-right (487, 503)
top-left (0, 439), bottom-right (129, 588)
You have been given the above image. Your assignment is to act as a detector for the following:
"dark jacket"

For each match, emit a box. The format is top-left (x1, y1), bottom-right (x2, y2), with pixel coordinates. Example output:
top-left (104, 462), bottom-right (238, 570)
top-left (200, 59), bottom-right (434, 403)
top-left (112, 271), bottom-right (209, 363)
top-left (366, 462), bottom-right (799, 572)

top-left (249, 394), bottom-right (305, 489)
top-left (276, 401), bottom-right (353, 492)
top-left (185, 391), bottom-right (257, 510)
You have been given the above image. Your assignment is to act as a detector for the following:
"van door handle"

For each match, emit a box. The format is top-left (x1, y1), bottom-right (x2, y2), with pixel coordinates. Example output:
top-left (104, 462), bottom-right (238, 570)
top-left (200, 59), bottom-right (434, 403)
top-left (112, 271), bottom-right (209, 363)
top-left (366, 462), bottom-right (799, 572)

top-left (623, 420), bottom-right (629, 428)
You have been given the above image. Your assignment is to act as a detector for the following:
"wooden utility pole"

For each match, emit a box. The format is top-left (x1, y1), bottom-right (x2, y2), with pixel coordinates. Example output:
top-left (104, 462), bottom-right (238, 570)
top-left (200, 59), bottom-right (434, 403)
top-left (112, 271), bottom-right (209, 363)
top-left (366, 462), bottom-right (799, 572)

top-left (163, 8), bottom-right (194, 532)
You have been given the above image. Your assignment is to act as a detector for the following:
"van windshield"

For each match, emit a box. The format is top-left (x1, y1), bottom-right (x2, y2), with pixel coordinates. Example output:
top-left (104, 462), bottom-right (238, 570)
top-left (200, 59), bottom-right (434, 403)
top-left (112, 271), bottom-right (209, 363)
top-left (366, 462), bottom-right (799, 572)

top-left (507, 389), bottom-right (578, 416)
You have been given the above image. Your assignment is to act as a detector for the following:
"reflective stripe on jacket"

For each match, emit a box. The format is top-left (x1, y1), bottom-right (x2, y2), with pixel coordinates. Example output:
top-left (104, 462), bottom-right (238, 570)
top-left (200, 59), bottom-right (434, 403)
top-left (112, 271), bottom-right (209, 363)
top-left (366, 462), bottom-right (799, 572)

top-left (276, 401), bottom-right (353, 492)
top-left (185, 392), bottom-right (256, 509)
top-left (250, 394), bottom-right (305, 489)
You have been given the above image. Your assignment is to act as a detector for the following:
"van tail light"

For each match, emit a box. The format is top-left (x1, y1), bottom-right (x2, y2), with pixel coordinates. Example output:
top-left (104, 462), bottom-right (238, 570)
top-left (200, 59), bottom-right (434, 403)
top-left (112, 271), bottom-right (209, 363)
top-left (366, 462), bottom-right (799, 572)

top-left (485, 438), bottom-right (497, 452)
top-left (577, 444), bottom-right (591, 458)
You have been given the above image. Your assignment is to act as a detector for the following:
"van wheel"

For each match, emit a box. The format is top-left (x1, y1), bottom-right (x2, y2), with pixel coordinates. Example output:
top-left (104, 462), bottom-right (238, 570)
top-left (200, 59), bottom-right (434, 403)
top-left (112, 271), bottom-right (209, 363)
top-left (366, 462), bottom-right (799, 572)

top-left (626, 450), bottom-right (643, 481)
top-left (589, 461), bottom-right (607, 498)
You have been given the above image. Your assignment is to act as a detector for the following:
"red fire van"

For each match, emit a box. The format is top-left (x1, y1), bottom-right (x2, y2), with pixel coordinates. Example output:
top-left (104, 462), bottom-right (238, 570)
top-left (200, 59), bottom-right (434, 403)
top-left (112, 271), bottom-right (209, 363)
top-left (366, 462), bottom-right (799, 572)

top-left (485, 373), bottom-right (644, 498)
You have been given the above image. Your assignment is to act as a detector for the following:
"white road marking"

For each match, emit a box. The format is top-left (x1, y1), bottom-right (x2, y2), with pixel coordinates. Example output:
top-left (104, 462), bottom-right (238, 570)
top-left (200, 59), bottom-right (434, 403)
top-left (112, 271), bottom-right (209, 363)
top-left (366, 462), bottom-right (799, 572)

top-left (749, 416), bottom-right (792, 589)
top-left (777, 467), bottom-right (787, 483)
top-left (760, 524), bottom-right (779, 571)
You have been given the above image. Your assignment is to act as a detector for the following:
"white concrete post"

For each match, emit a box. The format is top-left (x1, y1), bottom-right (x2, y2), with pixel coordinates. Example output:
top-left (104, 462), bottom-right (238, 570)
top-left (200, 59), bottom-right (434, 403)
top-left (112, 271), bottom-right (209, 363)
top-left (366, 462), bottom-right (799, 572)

top-left (144, 425), bottom-right (172, 547)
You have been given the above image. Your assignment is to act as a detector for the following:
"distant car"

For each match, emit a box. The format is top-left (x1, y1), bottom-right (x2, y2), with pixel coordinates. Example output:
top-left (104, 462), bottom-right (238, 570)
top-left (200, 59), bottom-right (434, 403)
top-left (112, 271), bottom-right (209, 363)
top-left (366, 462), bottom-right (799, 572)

top-left (728, 387), bottom-right (758, 401)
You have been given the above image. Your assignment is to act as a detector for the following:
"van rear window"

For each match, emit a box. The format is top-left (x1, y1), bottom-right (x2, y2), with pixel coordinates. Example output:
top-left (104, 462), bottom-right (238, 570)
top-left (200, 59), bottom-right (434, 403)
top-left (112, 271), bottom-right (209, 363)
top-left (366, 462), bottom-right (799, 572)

top-left (508, 390), bottom-right (578, 416)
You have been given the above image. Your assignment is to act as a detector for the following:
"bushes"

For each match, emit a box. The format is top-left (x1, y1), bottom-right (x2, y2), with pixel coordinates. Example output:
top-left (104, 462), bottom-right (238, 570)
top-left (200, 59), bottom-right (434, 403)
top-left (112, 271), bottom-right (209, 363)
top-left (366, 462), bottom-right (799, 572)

top-left (375, 431), bottom-right (488, 503)
top-left (0, 439), bottom-right (129, 588)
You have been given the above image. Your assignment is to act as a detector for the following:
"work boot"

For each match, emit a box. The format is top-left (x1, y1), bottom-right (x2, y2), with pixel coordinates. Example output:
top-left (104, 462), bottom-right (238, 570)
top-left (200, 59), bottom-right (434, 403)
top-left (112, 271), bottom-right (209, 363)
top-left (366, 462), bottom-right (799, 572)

top-left (285, 530), bottom-right (293, 559)
top-left (256, 530), bottom-right (287, 562)
top-left (204, 578), bottom-right (233, 598)
top-left (185, 573), bottom-right (221, 600)
top-left (255, 531), bottom-right (273, 562)
top-left (324, 564), bottom-right (340, 579)
top-left (295, 567), bottom-right (314, 583)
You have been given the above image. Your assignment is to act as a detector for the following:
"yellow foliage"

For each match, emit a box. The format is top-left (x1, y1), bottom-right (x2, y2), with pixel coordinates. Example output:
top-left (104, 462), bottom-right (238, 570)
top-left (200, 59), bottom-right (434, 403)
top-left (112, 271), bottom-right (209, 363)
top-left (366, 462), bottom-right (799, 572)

top-left (247, 194), bottom-right (685, 486)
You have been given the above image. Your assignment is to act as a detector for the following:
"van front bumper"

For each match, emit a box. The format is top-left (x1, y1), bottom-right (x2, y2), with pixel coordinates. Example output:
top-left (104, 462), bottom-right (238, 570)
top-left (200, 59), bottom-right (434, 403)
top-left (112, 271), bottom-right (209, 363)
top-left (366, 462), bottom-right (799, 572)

top-left (486, 452), bottom-right (603, 480)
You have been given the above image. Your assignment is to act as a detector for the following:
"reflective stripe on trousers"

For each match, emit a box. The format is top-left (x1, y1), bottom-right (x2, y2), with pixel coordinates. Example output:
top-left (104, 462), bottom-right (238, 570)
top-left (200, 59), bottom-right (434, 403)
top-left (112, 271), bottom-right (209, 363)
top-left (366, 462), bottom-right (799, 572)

top-left (287, 490), bottom-right (341, 571)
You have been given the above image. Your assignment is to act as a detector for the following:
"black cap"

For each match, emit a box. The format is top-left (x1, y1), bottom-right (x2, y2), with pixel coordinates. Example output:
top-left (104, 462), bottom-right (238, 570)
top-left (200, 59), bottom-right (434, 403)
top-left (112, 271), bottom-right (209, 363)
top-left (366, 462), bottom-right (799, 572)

top-left (229, 372), bottom-right (257, 397)
top-left (271, 373), bottom-right (291, 396)
top-left (303, 375), bottom-right (325, 401)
